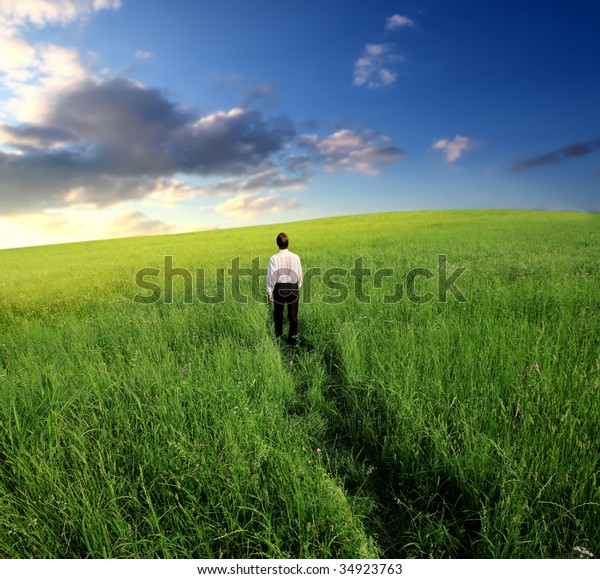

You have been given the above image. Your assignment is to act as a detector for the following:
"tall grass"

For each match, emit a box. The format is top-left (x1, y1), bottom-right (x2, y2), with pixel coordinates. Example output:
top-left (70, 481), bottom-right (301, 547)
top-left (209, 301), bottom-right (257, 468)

top-left (0, 209), bottom-right (598, 557)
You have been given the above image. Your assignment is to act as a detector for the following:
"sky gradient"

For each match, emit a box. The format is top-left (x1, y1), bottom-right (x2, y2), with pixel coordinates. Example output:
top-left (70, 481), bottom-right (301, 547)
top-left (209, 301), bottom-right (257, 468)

top-left (0, 0), bottom-right (599, 249)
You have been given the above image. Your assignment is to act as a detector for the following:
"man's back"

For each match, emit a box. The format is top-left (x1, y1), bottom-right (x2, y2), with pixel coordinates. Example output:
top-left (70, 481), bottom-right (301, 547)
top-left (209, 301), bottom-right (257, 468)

top-left (267, 248), bottom-right (303, 292)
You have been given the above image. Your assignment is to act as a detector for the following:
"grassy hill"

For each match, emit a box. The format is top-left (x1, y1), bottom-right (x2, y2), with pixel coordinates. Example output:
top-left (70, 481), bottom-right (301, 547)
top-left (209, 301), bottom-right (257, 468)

top-left (0, 209), bottom-right (598, 557)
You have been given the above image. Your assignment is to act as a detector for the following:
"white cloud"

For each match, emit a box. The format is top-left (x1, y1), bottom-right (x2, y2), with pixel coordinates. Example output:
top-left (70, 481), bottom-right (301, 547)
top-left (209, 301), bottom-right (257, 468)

top-left (0, 0), bottom-right (120, 29)
top-left (0, 204), bottom-right (182, 249)
top-left (106, 210), bottom-right (177, 237)
top-left (378, 68), bottom-right (397, 86)
top-left (0, 0), bottom-right (119, 123)
top-left (300, 129), bottom-right (404, 175)
top-left (385, 14), bottom-right (415, 31)
top-left (38, 43), bottom-right (87, 80)
top-left (353, 43), bottom-right (404, 89)
top-left (214, 192), bottom-right (301, 221)
top-left (141, 178), bottom-right (210, 209)
top-left (433, 135), bottom-right (473, 163)
top-left (3, 42), bottom-right (89, 123)
top-left (0, 32), bottom-right (37, 75)
top-left (135, 50), bottom-right (154, 60)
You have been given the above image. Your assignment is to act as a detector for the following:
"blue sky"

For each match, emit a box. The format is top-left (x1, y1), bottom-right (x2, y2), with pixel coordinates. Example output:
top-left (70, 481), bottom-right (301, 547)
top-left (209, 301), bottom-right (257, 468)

top-left (0, 0), bottom-right (598, 248)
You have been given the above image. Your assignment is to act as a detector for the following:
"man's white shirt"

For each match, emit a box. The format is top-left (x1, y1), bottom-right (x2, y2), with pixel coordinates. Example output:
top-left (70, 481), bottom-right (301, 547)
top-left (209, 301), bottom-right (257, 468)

top-left (266, 249), bottom-right (303, 295)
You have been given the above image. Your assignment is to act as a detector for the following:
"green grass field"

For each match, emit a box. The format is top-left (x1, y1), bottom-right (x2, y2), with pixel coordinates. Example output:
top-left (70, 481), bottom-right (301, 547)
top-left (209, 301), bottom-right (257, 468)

top-left (0, 209), bottom-right (598, 558)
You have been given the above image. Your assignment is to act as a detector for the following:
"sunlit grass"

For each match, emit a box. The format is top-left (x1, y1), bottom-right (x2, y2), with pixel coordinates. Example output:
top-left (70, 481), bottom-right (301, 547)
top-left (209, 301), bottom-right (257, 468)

top-left (0, 209), bottom-right (598, 557)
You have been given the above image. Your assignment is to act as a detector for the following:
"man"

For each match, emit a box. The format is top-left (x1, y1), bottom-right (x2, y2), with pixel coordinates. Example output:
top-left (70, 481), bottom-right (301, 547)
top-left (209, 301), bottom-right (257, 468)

top-left (267, 232), bottom-right (303, 345)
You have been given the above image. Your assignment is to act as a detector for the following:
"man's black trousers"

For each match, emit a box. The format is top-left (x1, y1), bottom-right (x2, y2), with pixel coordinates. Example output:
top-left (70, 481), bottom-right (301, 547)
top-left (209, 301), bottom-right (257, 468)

top-left (273, 282), bottom-right (299, 342)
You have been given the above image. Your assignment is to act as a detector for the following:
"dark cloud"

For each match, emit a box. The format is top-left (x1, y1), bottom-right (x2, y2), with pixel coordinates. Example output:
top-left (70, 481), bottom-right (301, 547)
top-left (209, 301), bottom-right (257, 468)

top-left (513, 138), bottom-right (600, 172)
top-left (0, 151), bottom-right (163, 212)
top-left (285, 154), bottom-right (313, 174)
top-left (46, 78), bottom-right (294, 175)
top-left (241, 168), bottom-right (308, 191)
top-left (171, 109), bottom-right (294, 175)
top-left (0, 77), bottom-right (404, 215)
top-left (197, 166), bottom-right (310, 197)
top-left (0, 78), bottom-right (295, 213)
top-left (0, 124), bottom-right (75, 149)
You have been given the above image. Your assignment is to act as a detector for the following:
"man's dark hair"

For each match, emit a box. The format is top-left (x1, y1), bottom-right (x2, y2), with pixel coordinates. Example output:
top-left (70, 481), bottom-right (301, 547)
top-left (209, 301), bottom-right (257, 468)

top-left (276, 232), bottom-right (289, 249)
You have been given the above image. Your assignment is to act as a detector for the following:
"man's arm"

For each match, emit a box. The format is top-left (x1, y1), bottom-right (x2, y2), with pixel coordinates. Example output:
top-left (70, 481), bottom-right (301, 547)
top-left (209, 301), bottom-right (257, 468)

top-left (297, 256), bottom-right (303, 288)
top-left (266, 256), bottom-right (276, 301)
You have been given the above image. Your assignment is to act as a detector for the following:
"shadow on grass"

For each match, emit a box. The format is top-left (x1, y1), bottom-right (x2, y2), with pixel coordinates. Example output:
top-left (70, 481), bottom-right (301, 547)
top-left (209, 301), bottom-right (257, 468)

top-left (275, 334), bottom-right (484, 558)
